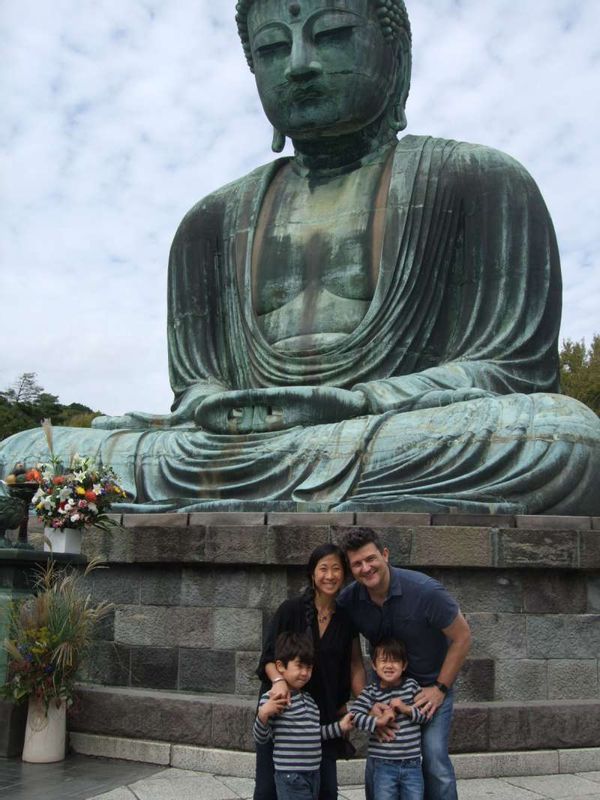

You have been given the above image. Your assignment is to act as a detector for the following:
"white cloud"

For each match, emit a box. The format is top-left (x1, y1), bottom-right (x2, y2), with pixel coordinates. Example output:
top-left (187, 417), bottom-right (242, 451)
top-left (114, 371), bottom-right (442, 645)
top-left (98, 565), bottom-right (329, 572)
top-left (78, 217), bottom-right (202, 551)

top-left (1, 0), bottom-right (598, 414)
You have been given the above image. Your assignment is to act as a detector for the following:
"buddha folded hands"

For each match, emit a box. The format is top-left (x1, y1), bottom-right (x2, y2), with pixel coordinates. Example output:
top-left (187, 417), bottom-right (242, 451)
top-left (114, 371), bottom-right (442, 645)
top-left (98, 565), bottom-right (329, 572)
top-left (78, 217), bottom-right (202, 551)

top-left (1, 0), bottom-right (598, 514)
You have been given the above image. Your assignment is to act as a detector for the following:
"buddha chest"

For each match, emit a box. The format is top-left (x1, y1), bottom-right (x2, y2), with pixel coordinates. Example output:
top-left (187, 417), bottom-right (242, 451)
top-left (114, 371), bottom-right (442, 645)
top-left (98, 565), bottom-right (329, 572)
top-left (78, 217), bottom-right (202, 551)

top-left (251, 156), bottom-right (390, 352)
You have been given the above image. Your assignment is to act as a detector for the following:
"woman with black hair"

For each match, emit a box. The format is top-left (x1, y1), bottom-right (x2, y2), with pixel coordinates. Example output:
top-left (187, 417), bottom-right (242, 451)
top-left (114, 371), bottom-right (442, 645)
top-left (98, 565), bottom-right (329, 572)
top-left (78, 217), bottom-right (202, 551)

top-left (254, 543), bottom-right (366, 800)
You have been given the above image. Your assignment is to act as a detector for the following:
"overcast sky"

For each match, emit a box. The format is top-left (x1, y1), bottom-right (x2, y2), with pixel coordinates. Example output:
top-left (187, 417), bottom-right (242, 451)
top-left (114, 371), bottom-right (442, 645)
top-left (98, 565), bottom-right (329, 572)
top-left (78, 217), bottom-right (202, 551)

top-left (1, 0), bottom-right (598, 415)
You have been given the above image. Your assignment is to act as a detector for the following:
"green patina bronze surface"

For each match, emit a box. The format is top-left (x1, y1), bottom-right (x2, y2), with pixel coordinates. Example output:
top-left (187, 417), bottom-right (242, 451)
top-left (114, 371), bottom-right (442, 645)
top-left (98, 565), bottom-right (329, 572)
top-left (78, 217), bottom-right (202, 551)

top-left (1, 0), bottom-right (599, 513)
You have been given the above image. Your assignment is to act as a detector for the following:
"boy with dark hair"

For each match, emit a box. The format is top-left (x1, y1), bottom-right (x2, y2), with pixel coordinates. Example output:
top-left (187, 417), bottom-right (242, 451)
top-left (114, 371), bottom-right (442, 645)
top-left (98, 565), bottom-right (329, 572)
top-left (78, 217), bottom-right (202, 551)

top-left (352, 638), bottom-right (427, 799)
top-left (253, 632), bottom-right (354, 800)
top-left (338, 527), bottom-right (471, 800)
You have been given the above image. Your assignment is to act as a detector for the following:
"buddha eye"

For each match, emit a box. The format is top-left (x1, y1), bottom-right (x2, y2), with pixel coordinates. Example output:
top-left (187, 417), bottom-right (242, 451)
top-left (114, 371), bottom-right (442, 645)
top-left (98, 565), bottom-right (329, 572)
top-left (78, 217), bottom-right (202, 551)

top-left (314, 26), bottom-right (354, 45)
top-left (255, 41), bottom-right (291, 59)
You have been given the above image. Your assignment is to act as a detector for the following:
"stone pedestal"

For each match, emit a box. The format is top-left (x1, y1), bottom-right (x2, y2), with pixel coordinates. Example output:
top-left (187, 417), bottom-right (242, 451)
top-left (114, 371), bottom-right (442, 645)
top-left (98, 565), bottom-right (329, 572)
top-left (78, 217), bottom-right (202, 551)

top-left (70, 511), bottom-right (600, 756)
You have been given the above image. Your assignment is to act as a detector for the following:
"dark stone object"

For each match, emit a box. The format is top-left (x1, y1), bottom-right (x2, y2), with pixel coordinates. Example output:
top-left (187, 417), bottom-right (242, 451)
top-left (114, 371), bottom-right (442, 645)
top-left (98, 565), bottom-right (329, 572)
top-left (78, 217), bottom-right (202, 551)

top-left (0, 699), bottom-right (27, 758)
top-left (498, 530), bottom-right (579, 568)
top-left (70, 686), bottom-right (600, 754)
top-left (487, 700), bottom-right (600, 750)
top-left (131, 647), bottom-right (179, 691)
top-left (454, 659), bottom-right (495, 702)
top-left (80, 642), bottom-right (131, 687)
top-left (178, 649), bottom-right (236, 694)
top-left (1, 1), bottom-right (599, 516)
top-left (69, 685), bottom-right (216, 747)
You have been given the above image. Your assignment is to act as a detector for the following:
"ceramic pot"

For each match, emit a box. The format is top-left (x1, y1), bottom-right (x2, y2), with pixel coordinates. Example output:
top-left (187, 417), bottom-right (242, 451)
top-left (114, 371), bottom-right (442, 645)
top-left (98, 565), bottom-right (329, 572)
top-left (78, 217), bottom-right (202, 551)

top-left (22, 696), bottom-right (66, 763)
top-left (43, 526), bottom-right (82, 554)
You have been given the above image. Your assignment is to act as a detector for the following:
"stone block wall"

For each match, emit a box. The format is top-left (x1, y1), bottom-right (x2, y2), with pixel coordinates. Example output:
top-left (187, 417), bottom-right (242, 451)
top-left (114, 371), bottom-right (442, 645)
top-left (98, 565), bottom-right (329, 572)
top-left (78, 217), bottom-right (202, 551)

top-left (75, 512), bottom-right (600, 706)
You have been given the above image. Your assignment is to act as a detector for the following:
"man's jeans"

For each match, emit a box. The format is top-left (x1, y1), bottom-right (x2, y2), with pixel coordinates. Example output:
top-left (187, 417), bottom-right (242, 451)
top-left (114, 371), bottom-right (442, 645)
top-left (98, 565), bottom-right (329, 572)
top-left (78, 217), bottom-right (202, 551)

top-left (274, 769), bottom-right (320, 800)
top-left (365, 689), bottom-right (457, 800)
top-left (372, 756), bottom-right (424, 800)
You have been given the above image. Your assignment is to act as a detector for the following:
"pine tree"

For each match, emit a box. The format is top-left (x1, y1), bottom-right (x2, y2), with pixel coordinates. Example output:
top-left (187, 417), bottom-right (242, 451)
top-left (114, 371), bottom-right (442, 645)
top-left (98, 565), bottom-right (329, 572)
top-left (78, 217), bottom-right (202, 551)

top-left (560, 335), bottom-right (600, 415)
top-left (3, 372), bottom-right (44, 404)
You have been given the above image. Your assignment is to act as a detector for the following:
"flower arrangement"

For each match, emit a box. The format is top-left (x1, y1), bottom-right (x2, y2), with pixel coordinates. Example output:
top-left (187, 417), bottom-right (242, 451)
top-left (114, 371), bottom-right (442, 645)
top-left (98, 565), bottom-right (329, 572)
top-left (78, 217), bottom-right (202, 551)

top-left (25, 417), bottom-right (126, 532)
top-left (31, 455), bottom-right (126, 531)
top-left (1, 559), bottom-right (112, 710)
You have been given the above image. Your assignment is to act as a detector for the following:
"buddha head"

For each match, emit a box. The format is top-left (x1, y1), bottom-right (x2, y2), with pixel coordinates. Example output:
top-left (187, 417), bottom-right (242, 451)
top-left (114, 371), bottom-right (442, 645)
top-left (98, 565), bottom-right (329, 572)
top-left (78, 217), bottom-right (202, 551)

top-left (235, 0), bottom-right (412, 151)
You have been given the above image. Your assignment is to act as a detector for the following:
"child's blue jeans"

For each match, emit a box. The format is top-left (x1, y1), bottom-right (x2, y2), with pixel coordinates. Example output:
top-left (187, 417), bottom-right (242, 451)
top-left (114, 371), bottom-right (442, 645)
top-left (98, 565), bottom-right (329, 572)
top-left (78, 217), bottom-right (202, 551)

top-left (274, 769), bottom-right (320, 800)
top-left (372, 756), bottom-right (424, 800)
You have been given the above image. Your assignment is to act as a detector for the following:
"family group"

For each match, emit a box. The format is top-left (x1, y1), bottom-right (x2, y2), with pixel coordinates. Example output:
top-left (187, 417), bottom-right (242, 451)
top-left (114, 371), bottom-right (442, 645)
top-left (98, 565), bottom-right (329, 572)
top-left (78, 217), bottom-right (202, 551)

top-left (252, 529), bottom-right (472, 800)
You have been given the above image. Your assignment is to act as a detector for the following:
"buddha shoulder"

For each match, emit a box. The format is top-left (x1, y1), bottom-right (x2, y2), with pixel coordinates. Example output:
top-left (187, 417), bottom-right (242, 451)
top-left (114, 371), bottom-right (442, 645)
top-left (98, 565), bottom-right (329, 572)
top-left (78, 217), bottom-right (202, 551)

top-left (399, 134), bottom-right (543, 201)
top-left (170, 160), bottom-right (281, 247)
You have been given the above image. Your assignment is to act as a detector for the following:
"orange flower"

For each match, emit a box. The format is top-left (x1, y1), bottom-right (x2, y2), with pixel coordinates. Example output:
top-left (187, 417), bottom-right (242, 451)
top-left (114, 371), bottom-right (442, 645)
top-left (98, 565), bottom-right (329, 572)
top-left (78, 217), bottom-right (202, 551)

top-left (52, 476), bottom-right (65, 486)
top-left (85, 490), bottom-right (97, 502)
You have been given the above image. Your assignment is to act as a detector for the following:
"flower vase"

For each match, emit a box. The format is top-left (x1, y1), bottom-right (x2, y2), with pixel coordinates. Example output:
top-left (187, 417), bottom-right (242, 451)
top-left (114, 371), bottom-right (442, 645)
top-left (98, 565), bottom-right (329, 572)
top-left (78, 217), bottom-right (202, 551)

top-left (22, 696), bottom-right (66, 763)
top-left (44, 526), bottom-right (82, 554)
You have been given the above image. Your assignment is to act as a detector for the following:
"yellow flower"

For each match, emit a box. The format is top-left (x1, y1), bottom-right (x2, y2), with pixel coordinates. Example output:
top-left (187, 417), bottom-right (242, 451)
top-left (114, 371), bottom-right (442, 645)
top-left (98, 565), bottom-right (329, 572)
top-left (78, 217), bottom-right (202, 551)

top-left (76, 487), bottom-right (85, 496)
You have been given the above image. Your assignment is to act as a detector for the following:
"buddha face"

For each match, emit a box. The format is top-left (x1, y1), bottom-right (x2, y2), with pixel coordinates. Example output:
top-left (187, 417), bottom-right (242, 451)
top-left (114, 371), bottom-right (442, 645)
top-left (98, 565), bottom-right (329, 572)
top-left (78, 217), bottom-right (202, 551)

top-left (247, 0), bottom-right (399, 140)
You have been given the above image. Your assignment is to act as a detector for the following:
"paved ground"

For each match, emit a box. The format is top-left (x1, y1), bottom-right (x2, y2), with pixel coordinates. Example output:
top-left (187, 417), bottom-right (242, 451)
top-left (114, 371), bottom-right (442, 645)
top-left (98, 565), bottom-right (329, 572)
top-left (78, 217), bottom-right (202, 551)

top-left (2, 756), bottom-right (600, 800)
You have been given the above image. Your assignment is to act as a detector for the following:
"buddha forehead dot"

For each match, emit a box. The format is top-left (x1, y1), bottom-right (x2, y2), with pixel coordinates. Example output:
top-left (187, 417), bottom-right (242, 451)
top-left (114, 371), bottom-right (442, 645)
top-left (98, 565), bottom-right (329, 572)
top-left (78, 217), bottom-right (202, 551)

top-left (288, 2), bottom-right (301, 17)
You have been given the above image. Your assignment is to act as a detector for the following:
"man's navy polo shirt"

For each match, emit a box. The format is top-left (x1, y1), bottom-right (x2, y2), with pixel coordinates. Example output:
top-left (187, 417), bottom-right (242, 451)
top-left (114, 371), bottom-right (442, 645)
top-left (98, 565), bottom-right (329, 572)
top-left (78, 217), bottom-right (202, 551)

top-left (337, 567), bottom-right (459, 685)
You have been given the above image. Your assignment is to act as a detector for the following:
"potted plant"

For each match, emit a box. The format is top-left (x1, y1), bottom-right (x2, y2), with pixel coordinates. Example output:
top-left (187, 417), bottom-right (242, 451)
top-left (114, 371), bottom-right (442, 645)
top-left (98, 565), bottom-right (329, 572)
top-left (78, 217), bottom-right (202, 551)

top-left (0, 560), bottom-right (113, 763)
top-left (29, 421), bottom-right (127, 554)
top-left (1, 559), bottom-right (112, 762)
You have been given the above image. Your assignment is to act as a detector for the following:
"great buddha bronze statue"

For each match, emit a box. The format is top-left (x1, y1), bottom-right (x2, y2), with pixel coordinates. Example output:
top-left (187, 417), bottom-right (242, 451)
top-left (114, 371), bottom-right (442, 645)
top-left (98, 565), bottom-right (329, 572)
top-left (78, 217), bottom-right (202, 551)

top-left (2, 0), bottom-right (599, 514)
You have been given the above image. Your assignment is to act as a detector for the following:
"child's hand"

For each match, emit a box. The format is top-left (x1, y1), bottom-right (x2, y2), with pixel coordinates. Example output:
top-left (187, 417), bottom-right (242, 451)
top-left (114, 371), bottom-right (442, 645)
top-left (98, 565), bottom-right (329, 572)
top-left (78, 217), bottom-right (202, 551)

top-left (258, 696), bottom-right (287, 724)
top-left (370, 701), bottom-right (390, 717)
top-left (374, 707), bottom-right (396, 728)
top-left (339, 712), bottom-right (354, 733)
top-left (390, 698), bottom-right (411, 716)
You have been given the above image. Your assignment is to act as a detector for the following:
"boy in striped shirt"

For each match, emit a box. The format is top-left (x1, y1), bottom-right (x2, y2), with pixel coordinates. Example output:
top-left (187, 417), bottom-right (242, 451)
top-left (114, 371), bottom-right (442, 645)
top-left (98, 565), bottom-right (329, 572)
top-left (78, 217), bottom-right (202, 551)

top-left (352, 638), bottom-right (427, 800)
top-left (253, 632), bottom-right (354, 800)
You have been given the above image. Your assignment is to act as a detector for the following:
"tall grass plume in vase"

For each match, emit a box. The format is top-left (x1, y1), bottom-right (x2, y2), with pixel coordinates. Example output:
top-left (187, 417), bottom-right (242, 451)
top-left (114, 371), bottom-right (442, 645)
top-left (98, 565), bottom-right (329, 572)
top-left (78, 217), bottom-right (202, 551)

top-left (1, 559), bottom-right (113, 711)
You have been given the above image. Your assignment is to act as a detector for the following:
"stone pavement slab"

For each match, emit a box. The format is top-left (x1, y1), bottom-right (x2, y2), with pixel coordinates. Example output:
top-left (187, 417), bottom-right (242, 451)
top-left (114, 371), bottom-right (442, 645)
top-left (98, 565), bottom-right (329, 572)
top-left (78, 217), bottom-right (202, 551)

top-left (3, 755), bottom-right (600, 800)
top-left (338, 788), bottom-right (365, 800)
top-left (0, 755), bottom-right (160, 800)
top-left (455, 777), bottom-right (546, 798)
top-left (506, 773), bottom-right (600, 798)
top-left (101, 768), bottom-right (245, 800)
top-left (579, 773), bottom-right (600, 784)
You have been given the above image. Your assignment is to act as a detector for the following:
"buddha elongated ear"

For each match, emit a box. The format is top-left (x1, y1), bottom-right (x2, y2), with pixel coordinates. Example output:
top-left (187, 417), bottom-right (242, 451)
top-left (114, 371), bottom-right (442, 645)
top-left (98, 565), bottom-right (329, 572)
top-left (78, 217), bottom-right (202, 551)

top-left (272, 127), bottom-right (286, 153)
top-left (389, 29), bottom-right (412, 133)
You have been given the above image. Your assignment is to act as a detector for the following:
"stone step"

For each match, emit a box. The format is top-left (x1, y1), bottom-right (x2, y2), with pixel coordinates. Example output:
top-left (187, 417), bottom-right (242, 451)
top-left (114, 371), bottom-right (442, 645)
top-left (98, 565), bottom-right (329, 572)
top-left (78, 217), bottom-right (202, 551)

top-left (70, 685), bottom-right (600, 754)
top-left (69, 732), bottom-right (600, 782)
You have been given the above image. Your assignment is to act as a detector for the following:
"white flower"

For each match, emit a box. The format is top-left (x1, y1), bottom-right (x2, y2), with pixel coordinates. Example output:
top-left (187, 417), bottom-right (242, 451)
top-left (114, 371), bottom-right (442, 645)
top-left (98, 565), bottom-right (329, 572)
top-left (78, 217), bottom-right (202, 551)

top-left (70, 513), bottom-right (81, 522)
top-left (59, 487), bottom-right (72, 501)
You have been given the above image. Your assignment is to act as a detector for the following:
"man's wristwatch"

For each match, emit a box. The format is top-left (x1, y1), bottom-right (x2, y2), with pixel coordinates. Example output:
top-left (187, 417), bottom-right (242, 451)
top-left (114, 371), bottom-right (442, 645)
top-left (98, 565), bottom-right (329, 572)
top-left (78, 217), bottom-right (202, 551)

top-left (434, 680), bottom-right (449, 694)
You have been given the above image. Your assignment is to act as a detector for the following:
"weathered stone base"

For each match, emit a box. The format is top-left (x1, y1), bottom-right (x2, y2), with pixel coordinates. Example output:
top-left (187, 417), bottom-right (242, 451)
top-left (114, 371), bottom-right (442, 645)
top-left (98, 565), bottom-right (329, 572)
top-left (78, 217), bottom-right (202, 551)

top-left (69, 729), bottom-right (600, 782)
top-left (69, 685), bottom-right (600, 755)
top-left (27, 512), bottom-right (600, 765)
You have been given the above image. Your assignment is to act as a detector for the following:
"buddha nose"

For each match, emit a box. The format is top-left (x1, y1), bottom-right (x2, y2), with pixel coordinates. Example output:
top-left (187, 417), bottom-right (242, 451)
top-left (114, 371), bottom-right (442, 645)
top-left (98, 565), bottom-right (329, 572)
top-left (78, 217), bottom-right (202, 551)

top-left (285, 39), bottom-right (322, 81)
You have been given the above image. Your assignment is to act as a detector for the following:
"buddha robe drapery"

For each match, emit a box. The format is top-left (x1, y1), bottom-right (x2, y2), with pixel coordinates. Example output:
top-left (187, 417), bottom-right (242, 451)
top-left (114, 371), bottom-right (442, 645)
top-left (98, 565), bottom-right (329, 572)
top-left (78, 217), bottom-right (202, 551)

top-left (2, 136), bottom-right (599, 513)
